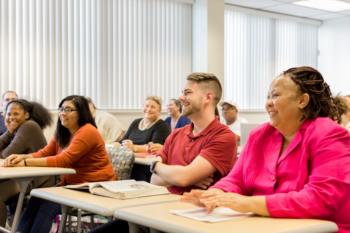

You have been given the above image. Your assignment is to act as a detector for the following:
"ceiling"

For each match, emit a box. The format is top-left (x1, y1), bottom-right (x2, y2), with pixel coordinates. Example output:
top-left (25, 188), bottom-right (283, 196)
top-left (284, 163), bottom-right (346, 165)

top-left (225, 0), bottom-right (350, 20)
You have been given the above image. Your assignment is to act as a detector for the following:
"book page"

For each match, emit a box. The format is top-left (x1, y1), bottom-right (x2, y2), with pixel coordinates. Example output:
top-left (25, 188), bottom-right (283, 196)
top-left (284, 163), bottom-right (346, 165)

top-left (65, 182), bottom-right (99, 191)
top-left (170, 207), bottom-right (252, 223)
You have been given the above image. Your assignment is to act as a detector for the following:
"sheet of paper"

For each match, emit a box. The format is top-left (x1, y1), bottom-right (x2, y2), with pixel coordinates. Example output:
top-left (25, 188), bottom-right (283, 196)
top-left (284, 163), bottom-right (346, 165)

top-left (170, 207), bottom-right (252, 223)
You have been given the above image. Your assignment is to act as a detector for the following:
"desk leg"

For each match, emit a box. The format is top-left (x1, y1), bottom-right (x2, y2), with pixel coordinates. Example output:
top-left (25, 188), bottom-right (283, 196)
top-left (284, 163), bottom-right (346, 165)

top-left (150, 229), bottom-right (162, 233)
top-left (11, 179), bottom-right (31, 233)
top-left (128, 222), bottom-right (139, 233)
top-left (58, 205), bottom-right (70, 233)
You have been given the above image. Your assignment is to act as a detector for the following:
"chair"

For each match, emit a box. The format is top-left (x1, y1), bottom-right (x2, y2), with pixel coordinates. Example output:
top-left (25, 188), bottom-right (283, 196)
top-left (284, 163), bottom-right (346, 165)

top-left (62, 147), bottom-right (135, 233)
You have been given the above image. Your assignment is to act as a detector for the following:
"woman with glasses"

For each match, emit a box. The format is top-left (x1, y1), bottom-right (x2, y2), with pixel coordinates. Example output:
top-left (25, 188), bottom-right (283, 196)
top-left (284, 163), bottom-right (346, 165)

top-left (3, 95), bottom-right (116, 233)
top-left (0, 99), bottom-right (54, 227)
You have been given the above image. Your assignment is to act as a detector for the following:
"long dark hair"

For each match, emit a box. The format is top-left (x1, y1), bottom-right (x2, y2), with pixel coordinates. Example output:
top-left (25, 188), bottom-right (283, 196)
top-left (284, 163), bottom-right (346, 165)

top-left (5, 99), bottom-right (52, 129)
top-left (55, 95), bottom-right (96, 148)
top-left (282, 66), bottom-right (339, 121)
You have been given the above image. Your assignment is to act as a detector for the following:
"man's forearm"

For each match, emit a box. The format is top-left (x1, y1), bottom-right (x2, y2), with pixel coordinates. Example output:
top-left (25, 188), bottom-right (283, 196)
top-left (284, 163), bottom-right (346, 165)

top-left (154, 162), bottom-right (197, 187)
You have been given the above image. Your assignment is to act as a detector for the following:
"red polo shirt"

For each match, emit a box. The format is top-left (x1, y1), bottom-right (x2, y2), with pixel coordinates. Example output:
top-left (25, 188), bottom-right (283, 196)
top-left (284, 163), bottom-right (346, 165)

top-left (159, 118), bottom-right (237, 194)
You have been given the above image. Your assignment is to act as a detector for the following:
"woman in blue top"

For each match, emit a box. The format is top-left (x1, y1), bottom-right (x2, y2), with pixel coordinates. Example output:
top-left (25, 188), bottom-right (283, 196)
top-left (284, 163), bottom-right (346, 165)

top-left (164, 99), bottom-right (191, 131)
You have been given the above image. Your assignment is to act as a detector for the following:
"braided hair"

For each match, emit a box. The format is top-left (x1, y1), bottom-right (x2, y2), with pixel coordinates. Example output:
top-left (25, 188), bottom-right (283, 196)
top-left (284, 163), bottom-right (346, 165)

top-left (282, 66), bottom-right (339, 121)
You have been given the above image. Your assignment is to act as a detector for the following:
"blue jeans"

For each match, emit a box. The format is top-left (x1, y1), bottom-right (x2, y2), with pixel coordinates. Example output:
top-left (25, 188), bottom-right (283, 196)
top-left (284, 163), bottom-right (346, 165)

top-left (17, 197), bottom-right (61, 233)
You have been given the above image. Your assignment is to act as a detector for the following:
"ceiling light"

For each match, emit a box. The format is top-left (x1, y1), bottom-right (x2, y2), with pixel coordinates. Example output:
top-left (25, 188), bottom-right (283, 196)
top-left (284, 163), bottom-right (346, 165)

top-left (293, 0), bottom-right (350, 12)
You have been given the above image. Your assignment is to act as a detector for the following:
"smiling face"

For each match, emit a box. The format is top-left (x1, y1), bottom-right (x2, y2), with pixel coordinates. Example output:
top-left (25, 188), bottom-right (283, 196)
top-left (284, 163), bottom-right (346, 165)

top-left (221, 104), bottom-right (237, 125)
top-left (5, 103), bottom-right (29, 132)
top-left (179, 80), bottom-right (206, 118)
top-left (265, 75), bottom-right (309, 133)
top-left (58, 100), bottom-right (79, 132)
top-left (143, 99), bottom-right (161, 122)
top-left (167, 100), bottom-right (180, 116)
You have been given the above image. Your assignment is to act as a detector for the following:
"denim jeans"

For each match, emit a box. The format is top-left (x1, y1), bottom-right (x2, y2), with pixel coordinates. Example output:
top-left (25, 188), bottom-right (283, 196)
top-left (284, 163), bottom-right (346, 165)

top-left (17, 197), bottom-right (61, 233)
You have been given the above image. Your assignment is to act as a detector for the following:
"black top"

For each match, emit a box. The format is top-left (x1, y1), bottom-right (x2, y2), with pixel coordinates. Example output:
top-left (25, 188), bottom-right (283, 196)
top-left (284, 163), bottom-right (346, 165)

top-left (121, 118), bottom-right (170, 145)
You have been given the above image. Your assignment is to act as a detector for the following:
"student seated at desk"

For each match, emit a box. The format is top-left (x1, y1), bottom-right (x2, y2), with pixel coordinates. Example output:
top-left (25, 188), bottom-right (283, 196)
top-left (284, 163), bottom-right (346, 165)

top-left (3, 95), bottom-right (116, 233)
top-left (183, 67), bottom-right (350, 233)
top-left (118, 96), bottom-right (171, 182)
top-left (164, 98), bottom-right (191, 131)
top-left (89, 73), bottom-right (237, 233)
top-left (0, 99), bottom-right (55, 228)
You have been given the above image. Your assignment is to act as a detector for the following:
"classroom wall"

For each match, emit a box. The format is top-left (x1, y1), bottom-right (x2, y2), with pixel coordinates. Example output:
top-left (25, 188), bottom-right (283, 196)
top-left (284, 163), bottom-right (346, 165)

top-left (43, 110), bottom-right (269, 142)
top-left (318, 17), bottom-right (350, 95)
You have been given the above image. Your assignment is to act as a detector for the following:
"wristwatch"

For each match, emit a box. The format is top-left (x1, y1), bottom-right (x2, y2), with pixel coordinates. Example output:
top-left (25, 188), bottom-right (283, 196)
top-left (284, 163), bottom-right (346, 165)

top-left (150, 161), bottom-right (159, 174)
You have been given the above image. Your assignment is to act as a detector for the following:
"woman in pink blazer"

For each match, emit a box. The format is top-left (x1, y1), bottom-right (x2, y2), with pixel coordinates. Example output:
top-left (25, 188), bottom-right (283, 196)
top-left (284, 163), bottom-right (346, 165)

top-left (184, 66), bottom-right (350, 233)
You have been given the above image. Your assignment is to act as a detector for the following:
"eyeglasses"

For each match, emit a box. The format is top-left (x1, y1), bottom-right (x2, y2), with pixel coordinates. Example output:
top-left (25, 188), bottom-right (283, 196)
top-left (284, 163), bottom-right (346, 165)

top-left (58, 107), bottom-right (77, 113)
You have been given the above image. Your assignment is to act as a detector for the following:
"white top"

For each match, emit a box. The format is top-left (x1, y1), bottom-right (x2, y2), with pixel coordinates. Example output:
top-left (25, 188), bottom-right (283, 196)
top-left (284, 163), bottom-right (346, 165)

top-left (115, 201), bottom-right (338, 233)
top-left (227, 117), bottom-right (247, 136)
top-left (95, 110), bottom-right (125, 143)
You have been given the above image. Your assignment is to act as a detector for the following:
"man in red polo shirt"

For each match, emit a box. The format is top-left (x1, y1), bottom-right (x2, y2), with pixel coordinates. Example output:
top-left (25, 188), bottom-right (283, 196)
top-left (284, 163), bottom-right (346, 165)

top-left (150, 72), bottom-right (237, 194)
top-left (88, 73), bottom-right (237, 233)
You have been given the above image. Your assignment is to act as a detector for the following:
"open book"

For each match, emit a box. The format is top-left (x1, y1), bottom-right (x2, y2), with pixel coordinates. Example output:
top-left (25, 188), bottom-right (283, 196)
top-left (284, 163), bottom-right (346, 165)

top-left (170, 207), bottom-right (252, 223)
top-left (65, 180), bottom-right (169, 199)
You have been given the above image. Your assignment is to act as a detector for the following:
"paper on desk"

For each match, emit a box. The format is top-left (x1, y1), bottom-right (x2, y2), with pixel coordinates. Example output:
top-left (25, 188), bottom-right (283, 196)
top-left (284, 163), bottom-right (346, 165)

top-left (170, 207), bottom-right (252, 223)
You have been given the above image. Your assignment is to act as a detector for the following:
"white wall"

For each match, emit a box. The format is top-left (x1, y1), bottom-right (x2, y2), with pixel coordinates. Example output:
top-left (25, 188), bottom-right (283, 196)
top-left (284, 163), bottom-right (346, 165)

top-left (43, 110), bottom-right (268, 142)
top-left (318, 17), bottom-right (350, 95)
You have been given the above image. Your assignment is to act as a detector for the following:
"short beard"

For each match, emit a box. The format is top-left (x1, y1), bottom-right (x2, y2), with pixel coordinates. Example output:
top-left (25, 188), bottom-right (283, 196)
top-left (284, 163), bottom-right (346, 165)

top-left (182, 105), bottom-right (201, 117)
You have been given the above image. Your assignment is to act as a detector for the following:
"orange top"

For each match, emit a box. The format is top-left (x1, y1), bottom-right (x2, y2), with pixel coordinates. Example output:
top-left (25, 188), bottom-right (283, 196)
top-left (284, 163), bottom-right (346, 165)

top-left (32, 123), bottom-right (116, 184)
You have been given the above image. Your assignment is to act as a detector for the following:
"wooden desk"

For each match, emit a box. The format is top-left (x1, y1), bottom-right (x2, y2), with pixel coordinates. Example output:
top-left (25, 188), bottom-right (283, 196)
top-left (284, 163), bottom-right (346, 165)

top-left (31, 187), bottom-right (180, 233)
top-left (0, 160), bottom-right (75, 233)
top-left (114, 201), bottom-right (338, 233)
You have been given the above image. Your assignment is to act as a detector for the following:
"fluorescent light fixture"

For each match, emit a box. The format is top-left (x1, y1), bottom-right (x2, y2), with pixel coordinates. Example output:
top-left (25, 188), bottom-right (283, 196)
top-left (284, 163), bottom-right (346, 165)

top-left (294, 0), bottom-right (350, 12)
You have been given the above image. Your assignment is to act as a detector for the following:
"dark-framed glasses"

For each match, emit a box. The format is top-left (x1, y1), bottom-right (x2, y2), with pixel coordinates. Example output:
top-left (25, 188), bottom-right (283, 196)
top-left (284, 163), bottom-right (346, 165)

top-left (58, 107), bottom-right (77, 113)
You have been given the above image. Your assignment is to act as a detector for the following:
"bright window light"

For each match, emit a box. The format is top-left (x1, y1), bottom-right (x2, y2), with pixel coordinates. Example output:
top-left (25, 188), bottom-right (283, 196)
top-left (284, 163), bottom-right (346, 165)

top-left (294, 0), bottom-right (350, 12)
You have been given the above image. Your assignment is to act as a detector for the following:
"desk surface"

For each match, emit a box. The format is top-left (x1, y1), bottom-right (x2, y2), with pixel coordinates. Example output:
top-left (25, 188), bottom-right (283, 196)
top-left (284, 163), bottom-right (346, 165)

top-left (0, 160), bottom-right (75, 179)
top-left (31, 187), bottom-right (180, 216)
top-left (114, 201), bottom-right (338, 233)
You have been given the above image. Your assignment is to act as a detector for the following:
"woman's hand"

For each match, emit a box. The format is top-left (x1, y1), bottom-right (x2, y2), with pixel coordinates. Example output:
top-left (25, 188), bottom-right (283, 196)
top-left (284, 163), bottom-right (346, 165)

top-left (3, 154), bottom-right (30, 167)
top-left (148, 143), bottom-right (163, 153)
top-left (199, 192), bottom-right (252, 213)
top-left (122, 140), bottom-right (134, 151)
top-left (181, 188), bottom-right (224, 207)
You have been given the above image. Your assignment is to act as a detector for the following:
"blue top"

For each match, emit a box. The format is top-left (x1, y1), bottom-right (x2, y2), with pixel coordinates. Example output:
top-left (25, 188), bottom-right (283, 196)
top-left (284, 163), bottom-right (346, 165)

top-left (0, 114), bottom-right (6, 135)
top-left (165, 115), bottom-right (191, 130)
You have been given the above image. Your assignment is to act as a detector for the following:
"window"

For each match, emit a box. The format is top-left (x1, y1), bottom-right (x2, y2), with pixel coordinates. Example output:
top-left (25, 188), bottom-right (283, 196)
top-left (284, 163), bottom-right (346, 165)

top-left (224, 5), bottom-right (319, 111)
top-left (0, 0), bottom-right (192, 109)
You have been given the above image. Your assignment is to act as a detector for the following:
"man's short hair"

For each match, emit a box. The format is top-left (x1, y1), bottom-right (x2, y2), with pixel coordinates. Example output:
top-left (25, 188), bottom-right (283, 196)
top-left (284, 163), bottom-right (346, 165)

top-left (187, 72), bottom-right (222, 105)
top-left (2, 90), bottom-right (18, 100)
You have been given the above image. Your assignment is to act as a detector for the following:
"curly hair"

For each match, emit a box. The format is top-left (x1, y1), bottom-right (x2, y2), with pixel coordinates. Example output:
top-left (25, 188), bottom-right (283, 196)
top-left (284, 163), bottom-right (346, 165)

top-left (5, 99), bottom-right (52, 129)
top-left (55, 95), bottom-right (96, 148)
top-left (282, 66), bottom-right (339, 121)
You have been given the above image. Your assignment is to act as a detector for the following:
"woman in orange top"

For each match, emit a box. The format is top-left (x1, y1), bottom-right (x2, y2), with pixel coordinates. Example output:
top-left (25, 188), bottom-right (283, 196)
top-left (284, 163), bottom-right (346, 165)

top-left (4, 95), bottom-right (116, 233)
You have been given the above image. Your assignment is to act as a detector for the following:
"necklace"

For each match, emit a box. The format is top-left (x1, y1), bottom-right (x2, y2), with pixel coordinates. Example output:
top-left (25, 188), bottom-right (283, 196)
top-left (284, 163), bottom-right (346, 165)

top-left (139, 118), bottom-right (159, 130)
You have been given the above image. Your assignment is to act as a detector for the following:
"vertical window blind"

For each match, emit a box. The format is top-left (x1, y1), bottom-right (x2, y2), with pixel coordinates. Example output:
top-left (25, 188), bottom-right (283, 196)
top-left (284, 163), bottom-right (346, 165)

top-left (224, 5), bottom-right (319, 111)
top-left (0, 0), bottom-right (192, 110)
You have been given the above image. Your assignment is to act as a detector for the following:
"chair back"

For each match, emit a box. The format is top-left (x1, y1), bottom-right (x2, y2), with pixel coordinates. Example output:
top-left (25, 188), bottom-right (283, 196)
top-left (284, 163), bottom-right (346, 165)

top-left (106, 146), bottom-right (135, 180)
top-left (240, 123), bottom-right (260, 148)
